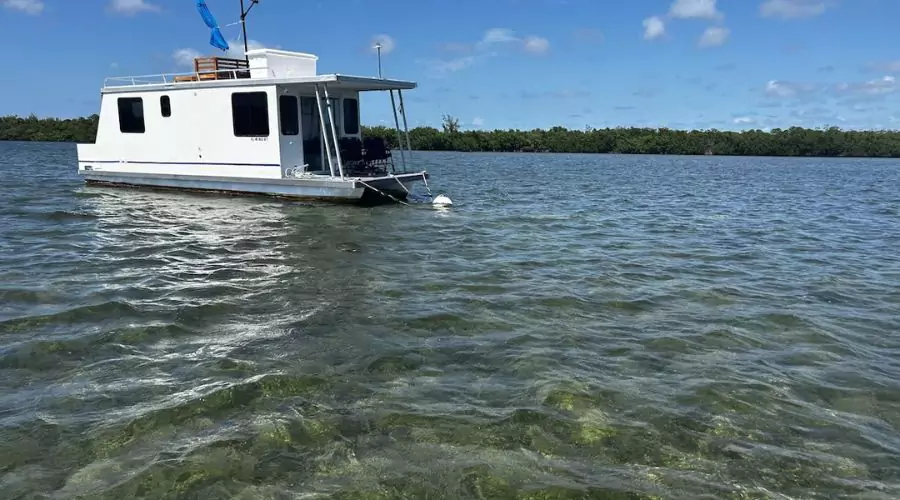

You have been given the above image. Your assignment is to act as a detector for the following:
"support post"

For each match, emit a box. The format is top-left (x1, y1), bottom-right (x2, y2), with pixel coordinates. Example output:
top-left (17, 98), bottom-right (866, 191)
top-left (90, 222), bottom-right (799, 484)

top-left (314, 84), bottom-right (335, 177)
top-left (323, 85), bottom-right (345, 180)
top-left (398, 90), bottom-right (413, 163)
top-left (389, 90), bottom-right (407, 173)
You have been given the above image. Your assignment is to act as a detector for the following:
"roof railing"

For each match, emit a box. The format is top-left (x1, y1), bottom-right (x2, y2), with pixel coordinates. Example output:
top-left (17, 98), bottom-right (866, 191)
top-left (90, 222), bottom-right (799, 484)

top-left (103, 57), bottom-right (259, 88)
top-left (103, 67), bottom-right (260, 88)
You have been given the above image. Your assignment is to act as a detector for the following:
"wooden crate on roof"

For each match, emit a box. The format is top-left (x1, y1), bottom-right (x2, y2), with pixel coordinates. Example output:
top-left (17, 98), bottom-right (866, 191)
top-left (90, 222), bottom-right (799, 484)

top-left (194, 57), bottom-right (251, 80)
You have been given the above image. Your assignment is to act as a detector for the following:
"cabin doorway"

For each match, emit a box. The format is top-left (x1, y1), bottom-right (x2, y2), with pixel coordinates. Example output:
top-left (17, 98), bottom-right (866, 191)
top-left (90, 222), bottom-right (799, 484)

top-left (278, 93), bottom-right (303, 175)
top-left (300, 97), bottom-right (325, 173)
top-left (300, 95), bottom-right (343, 175)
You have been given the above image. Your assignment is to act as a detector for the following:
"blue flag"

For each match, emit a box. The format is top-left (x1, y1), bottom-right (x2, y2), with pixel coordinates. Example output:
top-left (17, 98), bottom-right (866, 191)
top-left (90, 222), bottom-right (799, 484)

top-left (196, 0), bottom-right (229, 51)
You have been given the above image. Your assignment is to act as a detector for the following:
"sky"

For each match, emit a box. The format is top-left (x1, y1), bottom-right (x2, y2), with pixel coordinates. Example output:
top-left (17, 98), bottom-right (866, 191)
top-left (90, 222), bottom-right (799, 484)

top-left (2, 0), bottom-right (900, 131)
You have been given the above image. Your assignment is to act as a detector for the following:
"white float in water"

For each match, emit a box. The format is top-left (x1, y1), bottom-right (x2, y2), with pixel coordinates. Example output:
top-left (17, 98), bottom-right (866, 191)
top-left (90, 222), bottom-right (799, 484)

top-left (432, 194), bottom-right (453, 207)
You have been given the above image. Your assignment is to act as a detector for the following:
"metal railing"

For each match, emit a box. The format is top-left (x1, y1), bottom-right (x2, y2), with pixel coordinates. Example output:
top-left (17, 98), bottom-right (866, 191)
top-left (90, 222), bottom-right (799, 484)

top-left (103, 66), bottom-right (265, 89)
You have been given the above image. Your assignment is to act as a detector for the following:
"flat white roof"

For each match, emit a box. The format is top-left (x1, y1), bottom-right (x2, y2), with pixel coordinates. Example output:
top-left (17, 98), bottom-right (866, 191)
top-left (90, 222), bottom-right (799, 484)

top-left (101, 73), bottom-right (416, 94)
top-left (245, 48), bottom-right (318, 60)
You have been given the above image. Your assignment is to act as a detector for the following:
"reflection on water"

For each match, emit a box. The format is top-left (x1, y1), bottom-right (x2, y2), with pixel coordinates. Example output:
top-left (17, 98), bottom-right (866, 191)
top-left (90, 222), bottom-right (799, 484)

top-left (1, 142), bottom-right (900, 498)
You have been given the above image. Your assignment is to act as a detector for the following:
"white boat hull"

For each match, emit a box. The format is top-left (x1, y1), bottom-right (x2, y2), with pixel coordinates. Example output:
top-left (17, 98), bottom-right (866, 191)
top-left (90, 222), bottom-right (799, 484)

top-left (78, 169), bottom-right (428, 204)
top-left (76, 47), bottom-right (428, 206)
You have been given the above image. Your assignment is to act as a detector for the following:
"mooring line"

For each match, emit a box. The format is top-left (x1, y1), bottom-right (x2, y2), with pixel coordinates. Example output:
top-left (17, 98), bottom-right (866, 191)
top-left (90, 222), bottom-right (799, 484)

top-left (389, 174), bottom-right (411, 195)
top-left (357, 179), bottom-right (411, 206)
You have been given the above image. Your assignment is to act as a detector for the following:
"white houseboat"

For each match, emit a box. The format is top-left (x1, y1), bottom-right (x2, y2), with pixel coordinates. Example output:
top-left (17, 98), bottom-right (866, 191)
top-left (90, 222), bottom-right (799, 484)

top-left (75, 48), bottom-right (429, 204)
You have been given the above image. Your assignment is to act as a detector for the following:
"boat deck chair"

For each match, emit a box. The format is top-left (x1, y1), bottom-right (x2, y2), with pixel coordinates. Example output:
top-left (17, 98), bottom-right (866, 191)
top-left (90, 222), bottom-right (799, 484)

top-left (362, 137), bottom-right (393, 174)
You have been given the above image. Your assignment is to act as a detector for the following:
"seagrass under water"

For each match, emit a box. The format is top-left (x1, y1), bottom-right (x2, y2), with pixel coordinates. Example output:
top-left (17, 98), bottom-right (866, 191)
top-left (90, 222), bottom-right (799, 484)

top-left (1, 142), bottom-right (900, 499)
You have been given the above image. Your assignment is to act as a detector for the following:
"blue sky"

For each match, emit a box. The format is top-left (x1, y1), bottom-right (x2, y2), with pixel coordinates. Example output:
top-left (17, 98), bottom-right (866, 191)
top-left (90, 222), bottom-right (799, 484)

top-left (2, 0), bottom-right (900, 131)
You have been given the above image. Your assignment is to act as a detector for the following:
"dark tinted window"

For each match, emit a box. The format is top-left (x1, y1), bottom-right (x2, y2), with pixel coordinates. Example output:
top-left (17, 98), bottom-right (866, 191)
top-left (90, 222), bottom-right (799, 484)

top-left (343, 98), bottom-right (359, 135)
top-left (160, 95), bottom-right (171, 117)
top-left (231, 92), bottom-right (269, 137)
top-left (279, 95), bottom-right (299, 136)
top-left (117, 97), bottom-right (145, 133)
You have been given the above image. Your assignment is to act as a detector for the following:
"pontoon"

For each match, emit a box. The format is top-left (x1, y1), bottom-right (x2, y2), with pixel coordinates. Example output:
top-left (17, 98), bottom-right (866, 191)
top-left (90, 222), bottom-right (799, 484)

top-left (75, 46), bottom-right (428, 204)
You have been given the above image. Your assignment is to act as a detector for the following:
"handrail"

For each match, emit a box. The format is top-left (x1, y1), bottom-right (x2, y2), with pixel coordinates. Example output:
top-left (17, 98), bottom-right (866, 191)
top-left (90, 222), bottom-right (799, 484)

top-left (103, 65), bottom-right (266, 88)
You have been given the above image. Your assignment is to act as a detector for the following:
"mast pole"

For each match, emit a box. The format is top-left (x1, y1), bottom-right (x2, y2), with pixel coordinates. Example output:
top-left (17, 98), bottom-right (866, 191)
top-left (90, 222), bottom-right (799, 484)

top-left (240, 0), bottom-right (248, 60)
top-left (374, 42), bottom-right (383, 78)
top-left (239, 0), bottom-right (258, 61)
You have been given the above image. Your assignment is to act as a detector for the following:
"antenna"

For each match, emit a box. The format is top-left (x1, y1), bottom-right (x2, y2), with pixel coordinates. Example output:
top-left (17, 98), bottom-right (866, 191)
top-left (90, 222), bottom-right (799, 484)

top-left (374, 42), bottom-right (383, 78)
top-left (239, 0), bottom-right (260, 61)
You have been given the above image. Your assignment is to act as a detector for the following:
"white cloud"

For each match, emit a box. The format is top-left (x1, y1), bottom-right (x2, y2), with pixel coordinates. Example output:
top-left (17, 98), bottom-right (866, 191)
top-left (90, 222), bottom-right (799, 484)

top-left (765, 80), bottom-right (797, 97)
top-left (225, 39), bottom-right (265, 59)
top-left (644, 0), bottom-right (729, 45)
top-left (477, 28), bottom-right (550, 55)
top-left (836, 76), bottom-right (897, 96)
top-left (866, 61), bottom-right (900, 74)
top-left (472, 117), bottom-right (485, 127)
top-left (481, 28), bottom-right (519, 45)
top-left (760, 0), bottom-right (828, 19)
top-left (176, 39), bottom-right (269, 61)
top-left (669, 0), bottom-right (723, 20)
top-left (733, 116), bottom-right (756, 124)
top-left (173, 48), bottom-right (202, 67)
top-left (429, 55), bottom-right (480, 74)
top-left (2, 0), bottom-right (43, 14)
top-left (643, 16), bottom-right (665, 40)
top-left (865, 76), bottom-right (896, 95)
top-left (371, 34), bottom-right (396, 55)
top-left (422, 51), bottom-right (500, 76)
top-left (109, 0), bottom-right (160, 15)
top-left (699, 26), bottom-right (729, 47)
top-left (523, 36), bottom-right (550, 55)
top-left (765, 80), bottom-right (817, 98)
top-left (425, 28), bottom-right (547, 75)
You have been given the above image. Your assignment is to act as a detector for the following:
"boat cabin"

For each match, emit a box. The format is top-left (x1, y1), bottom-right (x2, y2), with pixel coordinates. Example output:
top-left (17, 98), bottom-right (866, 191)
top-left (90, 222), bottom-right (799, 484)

top-left (76, 48), bottom-right (417, 182)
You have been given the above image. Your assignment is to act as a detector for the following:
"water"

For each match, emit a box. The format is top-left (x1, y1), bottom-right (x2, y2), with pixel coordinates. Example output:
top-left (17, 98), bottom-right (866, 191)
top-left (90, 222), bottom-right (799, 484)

top-left (1, 141), bottom-right (900, 499)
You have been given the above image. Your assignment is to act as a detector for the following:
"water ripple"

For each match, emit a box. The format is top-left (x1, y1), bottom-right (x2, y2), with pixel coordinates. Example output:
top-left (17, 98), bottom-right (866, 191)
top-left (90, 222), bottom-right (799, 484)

top-left (1, 143), bottom-right (900, 498)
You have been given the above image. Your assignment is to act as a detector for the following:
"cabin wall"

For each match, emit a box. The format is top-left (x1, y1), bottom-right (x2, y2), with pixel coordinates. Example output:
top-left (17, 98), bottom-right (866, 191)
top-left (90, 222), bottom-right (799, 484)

top-left (77, 85), bottom-right (284, 180)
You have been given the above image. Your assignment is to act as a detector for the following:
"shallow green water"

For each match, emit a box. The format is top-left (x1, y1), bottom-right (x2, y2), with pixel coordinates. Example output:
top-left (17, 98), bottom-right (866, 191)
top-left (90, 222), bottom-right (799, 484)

top-left (2, 141), bottom-right (900, 499)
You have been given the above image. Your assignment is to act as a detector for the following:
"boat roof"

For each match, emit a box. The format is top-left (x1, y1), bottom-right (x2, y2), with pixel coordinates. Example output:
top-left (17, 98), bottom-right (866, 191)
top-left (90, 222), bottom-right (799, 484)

top-left (102, 73), bottom-right (417, 94)
top-left (102, 49), bottom-right (417, 94)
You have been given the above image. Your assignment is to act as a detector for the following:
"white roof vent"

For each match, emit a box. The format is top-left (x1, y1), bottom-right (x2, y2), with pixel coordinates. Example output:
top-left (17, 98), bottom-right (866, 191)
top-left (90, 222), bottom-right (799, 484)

top-left (245, 48), bottom-right (318, 79)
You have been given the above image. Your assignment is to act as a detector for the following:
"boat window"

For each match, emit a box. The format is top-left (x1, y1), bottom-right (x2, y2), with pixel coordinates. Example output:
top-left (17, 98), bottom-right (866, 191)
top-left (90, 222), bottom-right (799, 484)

top-left (343, 98), bottom-right (359, 135)
top-left (279, 95), bottom-right (299, 136)
top-left (231, 91), bottom-right (269, 137)
top-left (160, 95), bottom-right (171, 117)
top-left (117, 97), bottom-right (145, 134)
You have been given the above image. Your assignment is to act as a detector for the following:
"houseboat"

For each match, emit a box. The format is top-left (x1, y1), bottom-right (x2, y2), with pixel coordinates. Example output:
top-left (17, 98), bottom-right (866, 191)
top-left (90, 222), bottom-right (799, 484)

top-left (75, 48), bottom-right (430, 204)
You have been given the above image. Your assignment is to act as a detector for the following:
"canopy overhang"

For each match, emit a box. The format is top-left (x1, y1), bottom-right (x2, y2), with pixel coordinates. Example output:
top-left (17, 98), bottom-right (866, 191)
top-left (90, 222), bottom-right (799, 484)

top-left (277, 74), bottom-right (417, 91)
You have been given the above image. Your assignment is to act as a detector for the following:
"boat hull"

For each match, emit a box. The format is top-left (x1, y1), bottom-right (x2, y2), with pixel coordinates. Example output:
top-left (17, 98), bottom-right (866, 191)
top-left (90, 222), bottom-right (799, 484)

top-left (78, 170), bottom-right (428, 204)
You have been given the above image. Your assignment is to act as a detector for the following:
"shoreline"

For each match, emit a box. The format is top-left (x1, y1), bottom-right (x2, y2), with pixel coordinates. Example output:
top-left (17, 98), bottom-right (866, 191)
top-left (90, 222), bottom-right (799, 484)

top-left (3, 114), bottom-right (900, 158)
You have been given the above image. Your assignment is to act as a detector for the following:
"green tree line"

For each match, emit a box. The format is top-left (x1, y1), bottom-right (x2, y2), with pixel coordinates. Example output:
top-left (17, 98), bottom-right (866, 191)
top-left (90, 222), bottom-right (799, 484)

top-left (0, 114), bottom-right (100, 143)
top-left (4, 113), bottom-right (900, 157)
